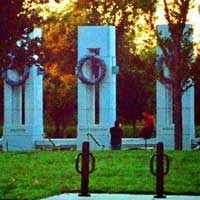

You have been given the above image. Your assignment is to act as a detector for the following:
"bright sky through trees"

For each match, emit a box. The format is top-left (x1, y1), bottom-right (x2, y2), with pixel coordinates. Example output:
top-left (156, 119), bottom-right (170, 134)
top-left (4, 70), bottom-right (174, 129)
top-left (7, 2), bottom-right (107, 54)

top-left (46, 0), bottom-right (200, 47)
top-left (33, 0), bottom-right (200, 55)
top-left (156, 0), bottom-right (200, 44)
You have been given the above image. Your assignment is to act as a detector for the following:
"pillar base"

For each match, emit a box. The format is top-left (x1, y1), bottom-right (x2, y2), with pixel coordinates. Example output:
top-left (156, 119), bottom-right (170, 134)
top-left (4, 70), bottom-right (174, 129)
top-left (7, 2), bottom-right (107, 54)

top-left (156, 124), bottom-right (174, 150)
top-left (77, 125), bottom-right (110, 150)
top-left (2, 125), bottom-right (43, 151)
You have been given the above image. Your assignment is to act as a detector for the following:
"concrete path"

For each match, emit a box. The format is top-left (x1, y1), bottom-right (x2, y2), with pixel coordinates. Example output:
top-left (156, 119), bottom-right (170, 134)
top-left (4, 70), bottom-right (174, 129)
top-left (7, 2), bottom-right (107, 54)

top-left (42, 193), bottom-right (200, 200)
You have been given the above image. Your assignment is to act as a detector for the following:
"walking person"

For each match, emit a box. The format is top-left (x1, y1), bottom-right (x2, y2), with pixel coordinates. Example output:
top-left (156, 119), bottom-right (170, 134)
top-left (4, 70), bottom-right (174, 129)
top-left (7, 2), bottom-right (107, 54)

top-left (110, 120), bottom-right (123, 150)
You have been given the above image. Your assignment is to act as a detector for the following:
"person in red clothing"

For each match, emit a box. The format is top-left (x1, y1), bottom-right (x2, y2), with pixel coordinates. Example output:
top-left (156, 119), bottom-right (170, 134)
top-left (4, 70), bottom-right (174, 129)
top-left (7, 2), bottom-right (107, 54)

top-left (110, 120), bottom-right (123, 150)
top-left (139, 112), bottom-right (155, 139)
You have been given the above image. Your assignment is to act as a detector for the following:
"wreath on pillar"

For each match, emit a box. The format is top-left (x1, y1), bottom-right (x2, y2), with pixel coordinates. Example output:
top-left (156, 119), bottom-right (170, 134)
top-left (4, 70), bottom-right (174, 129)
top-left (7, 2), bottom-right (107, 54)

top-left (76, 55), bottom-right (106, 85)
top-left (1, 28), bottom-right (43, 87)
top-left (156, 54), bottom-right (175, 69)
top-left (156, 54), bottom-right (175, 85)
top-left (2, 65), bottom-right (30, 87)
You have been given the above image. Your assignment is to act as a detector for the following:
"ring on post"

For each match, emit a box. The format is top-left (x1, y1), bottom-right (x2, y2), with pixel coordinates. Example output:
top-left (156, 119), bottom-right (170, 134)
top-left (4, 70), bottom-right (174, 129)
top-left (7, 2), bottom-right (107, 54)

top-left (2, 65), bottom-right (30, 87)
top-left (76, 55), bottom-right (106, 85)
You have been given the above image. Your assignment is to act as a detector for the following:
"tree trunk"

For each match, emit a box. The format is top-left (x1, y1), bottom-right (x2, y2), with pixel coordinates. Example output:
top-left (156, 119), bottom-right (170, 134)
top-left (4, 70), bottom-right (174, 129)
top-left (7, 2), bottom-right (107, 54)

top-left (173, 82), bottom-right (183, 150)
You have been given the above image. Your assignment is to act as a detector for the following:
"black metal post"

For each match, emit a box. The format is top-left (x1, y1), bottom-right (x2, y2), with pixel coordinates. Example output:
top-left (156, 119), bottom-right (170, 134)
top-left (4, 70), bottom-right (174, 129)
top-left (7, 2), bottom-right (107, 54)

top-left (156, 142), bottom-right (165, 198)
top-left (150, 142), bottom-right (170, 198)
top-left (75, 141), bottom-right (95, 197)
top-left (80, 141), bottom-right (90, 196)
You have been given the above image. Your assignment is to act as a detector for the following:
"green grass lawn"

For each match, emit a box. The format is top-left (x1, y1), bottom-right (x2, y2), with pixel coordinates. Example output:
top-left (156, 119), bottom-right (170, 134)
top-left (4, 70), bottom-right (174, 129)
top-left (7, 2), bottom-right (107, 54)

top-left (0, 150), bottom-right (200, 199)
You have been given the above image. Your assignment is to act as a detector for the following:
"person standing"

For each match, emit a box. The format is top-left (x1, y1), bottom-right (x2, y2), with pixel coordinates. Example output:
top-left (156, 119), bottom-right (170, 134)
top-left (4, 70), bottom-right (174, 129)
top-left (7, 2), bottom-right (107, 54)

top-left (110, 121), bottom-right (123, 150)
top-left (139, 112), bottom-right (155, 139)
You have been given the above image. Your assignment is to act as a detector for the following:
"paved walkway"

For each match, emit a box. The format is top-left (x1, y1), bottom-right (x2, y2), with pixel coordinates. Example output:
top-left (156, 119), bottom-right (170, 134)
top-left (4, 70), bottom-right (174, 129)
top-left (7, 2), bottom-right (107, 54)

top-left (42, 193), bottom-right (200, 200)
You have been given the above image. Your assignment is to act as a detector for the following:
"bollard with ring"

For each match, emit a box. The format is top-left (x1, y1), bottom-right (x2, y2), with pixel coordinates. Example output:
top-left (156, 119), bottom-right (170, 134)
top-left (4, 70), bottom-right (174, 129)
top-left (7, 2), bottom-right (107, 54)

top-left (150, 142), bottom-right (170, 198)
top-left (75, 141), bottom-right (95, 197)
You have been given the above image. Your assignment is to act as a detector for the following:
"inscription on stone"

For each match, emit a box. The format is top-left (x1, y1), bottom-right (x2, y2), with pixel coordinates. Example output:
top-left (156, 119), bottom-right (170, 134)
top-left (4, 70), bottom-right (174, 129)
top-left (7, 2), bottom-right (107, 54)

top-left (163, 127), bottom-right (174, 131)
top-left (79, 128), bottom-right (108, 132)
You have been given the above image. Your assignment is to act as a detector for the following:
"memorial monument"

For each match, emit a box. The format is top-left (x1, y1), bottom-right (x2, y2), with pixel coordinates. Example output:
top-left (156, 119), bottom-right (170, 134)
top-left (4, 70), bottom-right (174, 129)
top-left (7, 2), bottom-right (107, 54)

top-left (156, 24), bottom-right (195, 150)
top-left (76, 26), bottom-right (118, 150)
top-left (2, 28), bottom-right (44, 151)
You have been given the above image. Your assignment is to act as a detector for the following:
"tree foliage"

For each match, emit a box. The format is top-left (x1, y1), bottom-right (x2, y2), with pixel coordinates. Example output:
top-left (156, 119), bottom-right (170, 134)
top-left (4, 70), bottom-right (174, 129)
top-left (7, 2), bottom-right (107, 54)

top-left (40, 13), bottom-right (78, 137)
top-left (40, 12), bottom-right (78, 137)
top-left (44, 66), bottom-right (76, 137)
top-left (0, 0), bottom-right (50, 73)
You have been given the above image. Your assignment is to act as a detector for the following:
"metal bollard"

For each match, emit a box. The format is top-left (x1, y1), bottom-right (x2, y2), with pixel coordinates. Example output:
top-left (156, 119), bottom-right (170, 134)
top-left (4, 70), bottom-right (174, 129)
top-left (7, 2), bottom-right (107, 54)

top-left (75, 141), bottom-right (95, 197)
top-left (150, 142), bottom-right (170, 198)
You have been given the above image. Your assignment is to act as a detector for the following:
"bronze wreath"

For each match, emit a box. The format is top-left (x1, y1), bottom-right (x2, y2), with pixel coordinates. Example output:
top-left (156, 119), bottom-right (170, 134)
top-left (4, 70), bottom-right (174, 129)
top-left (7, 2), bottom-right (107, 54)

top-left (76, 55), bottom-right (106, 85)
top-left (2, 66), bottom-right (30, 87)
top-left (156, 54), bottom-right (175, 69)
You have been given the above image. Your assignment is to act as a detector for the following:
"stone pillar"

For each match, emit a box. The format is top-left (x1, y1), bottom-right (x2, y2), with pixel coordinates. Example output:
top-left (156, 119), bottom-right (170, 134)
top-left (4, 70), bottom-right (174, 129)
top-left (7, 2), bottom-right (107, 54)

top-left (77, 26), bottom-right (116, 150)
top-left (2, 28), bottom-right (43, 151)
top-left (156, 24), bottom-right (195, 150)
top-left (156, 80), bottom-right (174, 149)
top-left (182, 86), bottom-right (195, 149)
top-left (24, 66), bottom-right (44, 143)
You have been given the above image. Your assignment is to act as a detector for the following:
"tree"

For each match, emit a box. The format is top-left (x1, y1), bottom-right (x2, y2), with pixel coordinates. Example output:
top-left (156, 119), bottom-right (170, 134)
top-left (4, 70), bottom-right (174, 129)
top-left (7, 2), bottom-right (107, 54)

top-left (40, 14), bottom-right (78, 137)
top-left (0, 0), bottom-right (51, 72)
top-left (151, 0), bottom-right (200, 149)
top-left (43, 66), bottom-right (76, 138)
top-left (117, 48), bottom-right (156, 132)
top-left (37, 5), bottom-right (82, 136)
